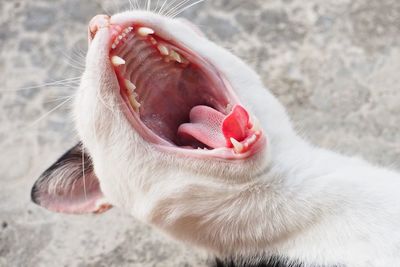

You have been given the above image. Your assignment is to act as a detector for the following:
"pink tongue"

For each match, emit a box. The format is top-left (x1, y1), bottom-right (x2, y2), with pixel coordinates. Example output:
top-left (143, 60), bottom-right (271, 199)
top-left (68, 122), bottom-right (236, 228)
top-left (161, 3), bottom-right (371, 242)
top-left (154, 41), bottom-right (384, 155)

top-left (177, 105), bottom-right (250, 148)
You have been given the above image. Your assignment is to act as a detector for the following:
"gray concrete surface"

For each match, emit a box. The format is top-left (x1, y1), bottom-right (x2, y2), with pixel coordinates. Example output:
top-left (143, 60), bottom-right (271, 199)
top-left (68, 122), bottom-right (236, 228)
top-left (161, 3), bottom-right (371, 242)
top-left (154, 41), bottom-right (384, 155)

top-left (1, 0), bottom-right (399, 266)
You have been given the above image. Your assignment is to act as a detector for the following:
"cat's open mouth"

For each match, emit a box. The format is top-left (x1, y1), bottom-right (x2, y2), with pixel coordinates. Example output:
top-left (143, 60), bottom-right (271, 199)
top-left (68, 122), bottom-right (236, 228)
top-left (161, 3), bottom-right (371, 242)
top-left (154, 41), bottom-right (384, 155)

top-left (99, 19), bottom-right (265, 160)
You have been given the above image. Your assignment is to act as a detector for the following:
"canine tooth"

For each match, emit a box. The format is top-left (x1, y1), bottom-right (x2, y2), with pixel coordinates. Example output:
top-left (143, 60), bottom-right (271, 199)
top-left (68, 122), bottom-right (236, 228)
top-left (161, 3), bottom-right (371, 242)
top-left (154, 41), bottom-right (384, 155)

top-left (138, 27), bottom-right (154, 36)
top-left (170, 50), bottom-right (182, 63)
top-left (124, 79), bottom-right (136, 93)
top-left (111, 56), bottom-right (126, 66)
top-left (129, 95), bottom-right (141, 111)
top-left (157, 44), bottom-right (169, 56)
top-left (230, 138), bottom-right (244, 153)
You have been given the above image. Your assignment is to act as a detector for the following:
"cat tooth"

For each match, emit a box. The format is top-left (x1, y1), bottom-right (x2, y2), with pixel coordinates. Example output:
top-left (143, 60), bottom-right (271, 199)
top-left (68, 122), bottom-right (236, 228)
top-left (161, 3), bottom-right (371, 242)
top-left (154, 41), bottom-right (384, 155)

top-left (111, 44), bottom-right (116, 49)
top-left (247, 134), bottom-right (257, 146)
top-left (157, 44), bottom-right (169, 56)
top-left (251, 116), bottom-right (262, 132)
top-left (129, 95), bottom-right (141, 112)
top-left (230, 138), bottom-right (244, 154)
top-left (150, 37), bottom-right (157, 45)
top-left (124, 79), bottom-right (136, 94)
top-left (138, 27), bottom-right (154, 36)
top-left (111, 56), bottom-right (126, 66)
top-left (170, 50), bottom-right (182, 63)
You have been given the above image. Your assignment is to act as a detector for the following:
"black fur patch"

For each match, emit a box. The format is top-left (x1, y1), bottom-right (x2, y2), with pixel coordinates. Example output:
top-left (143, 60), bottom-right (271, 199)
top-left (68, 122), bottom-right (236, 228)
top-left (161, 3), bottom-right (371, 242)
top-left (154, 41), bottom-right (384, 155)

top-left (213, 257), bottom-right (342, 267)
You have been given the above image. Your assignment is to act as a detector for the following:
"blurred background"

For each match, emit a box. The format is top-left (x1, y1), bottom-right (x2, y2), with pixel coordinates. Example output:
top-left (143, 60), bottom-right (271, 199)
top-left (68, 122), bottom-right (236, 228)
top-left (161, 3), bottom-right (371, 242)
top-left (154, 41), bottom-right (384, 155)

top-left (0, 0), bottom-right (399, 266)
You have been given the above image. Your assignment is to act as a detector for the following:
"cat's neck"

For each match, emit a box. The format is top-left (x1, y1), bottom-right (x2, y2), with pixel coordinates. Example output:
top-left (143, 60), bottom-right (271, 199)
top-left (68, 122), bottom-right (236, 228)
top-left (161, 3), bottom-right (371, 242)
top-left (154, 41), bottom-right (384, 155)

top-left (214, 125), bottom-right (400, 265)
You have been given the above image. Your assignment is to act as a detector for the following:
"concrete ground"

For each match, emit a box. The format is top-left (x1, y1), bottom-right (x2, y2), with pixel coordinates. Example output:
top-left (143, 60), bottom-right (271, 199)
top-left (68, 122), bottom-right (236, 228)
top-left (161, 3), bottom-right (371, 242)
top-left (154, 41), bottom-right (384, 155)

top-left (0, 0), bottom-right (399, 266)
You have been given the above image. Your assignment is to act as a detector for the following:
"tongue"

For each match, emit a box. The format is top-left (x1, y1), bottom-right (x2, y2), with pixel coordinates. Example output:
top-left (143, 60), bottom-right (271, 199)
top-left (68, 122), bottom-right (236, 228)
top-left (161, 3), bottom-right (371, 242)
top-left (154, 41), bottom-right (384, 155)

top-left (177, 105), bottom-right (250, 148)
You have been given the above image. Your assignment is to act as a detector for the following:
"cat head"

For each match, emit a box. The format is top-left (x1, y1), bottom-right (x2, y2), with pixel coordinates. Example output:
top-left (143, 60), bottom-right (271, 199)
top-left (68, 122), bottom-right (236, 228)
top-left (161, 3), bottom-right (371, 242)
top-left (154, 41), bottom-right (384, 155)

top-left (31, 11), bottom-right (293, 250)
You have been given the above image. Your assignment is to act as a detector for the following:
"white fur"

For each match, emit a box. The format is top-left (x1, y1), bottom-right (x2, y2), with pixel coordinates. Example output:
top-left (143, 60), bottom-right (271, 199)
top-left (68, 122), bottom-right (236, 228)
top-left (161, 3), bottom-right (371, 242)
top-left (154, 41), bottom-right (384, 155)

top-left (74, 11), bottom-right (400, 267)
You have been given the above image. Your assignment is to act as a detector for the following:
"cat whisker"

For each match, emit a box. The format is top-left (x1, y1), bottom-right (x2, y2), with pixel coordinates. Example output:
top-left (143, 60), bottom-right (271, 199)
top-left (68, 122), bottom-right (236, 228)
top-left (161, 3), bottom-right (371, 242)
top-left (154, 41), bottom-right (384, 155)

top-left (158, 0), bottom-right (172, 15)
top-left (28, 98), bottom-right (73, 128)
top-left (169, 0), bottom-right (206, 18)
top-left (60, 58), bottom-right (86, 72)
top-left (129, 0), bottom-right (140, 10)
top-left (155, 0), bottom-right (161, 12)
top-left (68, 47), bottom-right (87, 72)
top-left (127, 0), bottom-right (134, 10)
top-left (164, 0), bottom-right (191, 17)
top-left (44, 95), bottom-right (75, 104)
top-left (71, 46), bottom-right (88, 61)
top-left (136, 0), bottom-right (143, 10)
top-left (60, 51), bottom-right (86, 69)
top-left (1, 77), bottom-right (81, 92)
top-left (160, 0), bottom-right (180, 16)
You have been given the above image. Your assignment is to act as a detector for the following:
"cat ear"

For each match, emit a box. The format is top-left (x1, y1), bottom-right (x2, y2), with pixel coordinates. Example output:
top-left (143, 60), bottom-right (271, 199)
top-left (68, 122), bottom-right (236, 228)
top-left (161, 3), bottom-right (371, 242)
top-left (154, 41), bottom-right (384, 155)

top-left (31, 143), bottom-right (112, 214)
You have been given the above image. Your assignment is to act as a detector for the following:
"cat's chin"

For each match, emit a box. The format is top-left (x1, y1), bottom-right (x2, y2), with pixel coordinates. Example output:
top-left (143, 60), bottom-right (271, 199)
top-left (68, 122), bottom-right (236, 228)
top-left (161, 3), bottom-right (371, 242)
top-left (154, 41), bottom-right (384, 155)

top-left (89, 13), bottom-right (267, 161)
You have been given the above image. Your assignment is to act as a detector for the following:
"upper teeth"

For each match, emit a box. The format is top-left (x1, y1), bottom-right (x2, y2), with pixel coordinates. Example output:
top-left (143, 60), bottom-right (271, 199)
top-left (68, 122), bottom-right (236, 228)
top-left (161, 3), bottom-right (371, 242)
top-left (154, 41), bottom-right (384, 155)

top-left (111, 56), bottom-right (125, 66)
top-left (157, 44), bottom-right (169, 56)
top-left (129, 95), bottom-right (141, 112)
top-left (124, 79), bottom-right (137, 94)
top-left (138, 27), bottom-right (155, 36)
top-left (110, 25), bottom-right (188, 65)
top-left (109, 25), bottom-right (192, 114)
top-left (124, 27), bottom-right (133, 33)
top-left (169, 50), bottom-right (182, 63)
top-left (124, 79), bottom-right (140, 112)
top-left (111, 26), bottom-right (134, 50)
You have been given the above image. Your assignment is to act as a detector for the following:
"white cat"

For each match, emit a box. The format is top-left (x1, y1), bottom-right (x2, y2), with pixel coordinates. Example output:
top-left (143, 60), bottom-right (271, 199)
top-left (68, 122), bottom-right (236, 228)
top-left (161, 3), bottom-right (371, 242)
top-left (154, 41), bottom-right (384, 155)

top-left (31, 11), bottom-right (400, 267)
